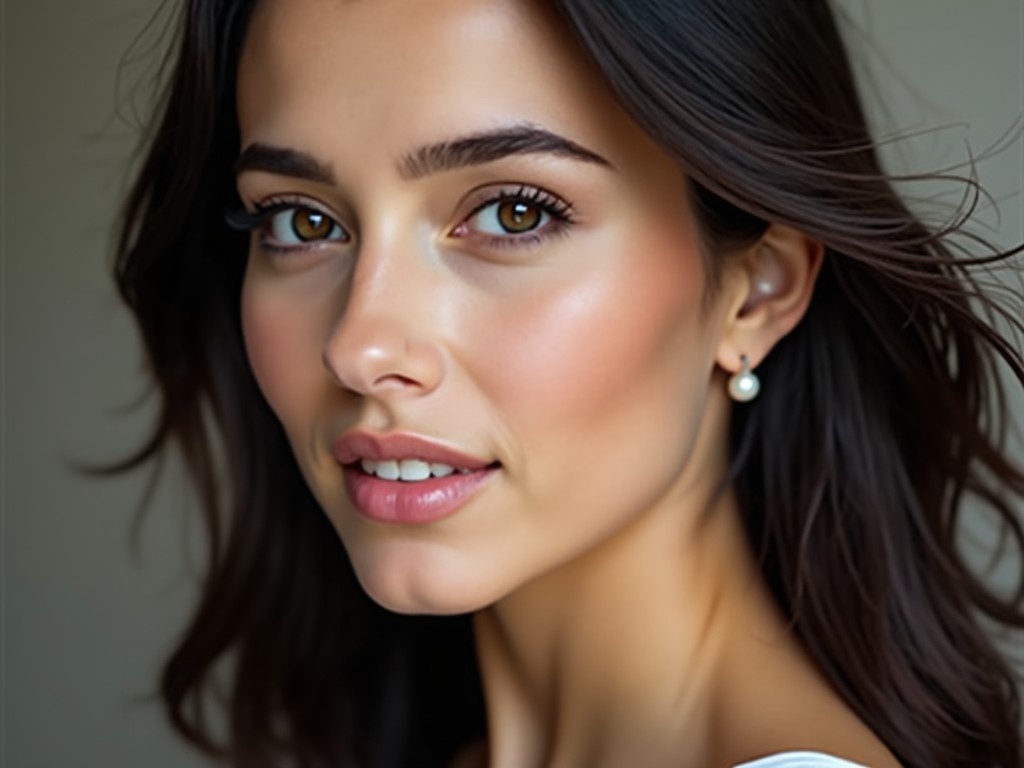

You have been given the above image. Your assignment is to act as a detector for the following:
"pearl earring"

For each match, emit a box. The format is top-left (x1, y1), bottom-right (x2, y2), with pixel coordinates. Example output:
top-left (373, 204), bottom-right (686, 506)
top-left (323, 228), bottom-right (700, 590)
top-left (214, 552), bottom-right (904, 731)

top-left (728, 355), bottom-right (760, 402)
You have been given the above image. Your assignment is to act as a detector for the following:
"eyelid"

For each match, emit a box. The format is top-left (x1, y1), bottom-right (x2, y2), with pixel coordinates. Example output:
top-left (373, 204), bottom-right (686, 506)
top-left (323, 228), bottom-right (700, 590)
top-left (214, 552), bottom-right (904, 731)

top-left (459, 183), bottom-right (575, 222)
top-left (449, 183), bottom-right (576, 250)
top-left (225, 195), bottom-right (350, 251)
top-left (226, 196), bottom-right (340, 231)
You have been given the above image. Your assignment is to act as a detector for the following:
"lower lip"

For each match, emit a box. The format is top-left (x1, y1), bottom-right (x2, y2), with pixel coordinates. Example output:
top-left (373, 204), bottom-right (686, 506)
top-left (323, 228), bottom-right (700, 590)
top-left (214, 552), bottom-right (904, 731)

top-left (342, 466), bottom-right (497, 524)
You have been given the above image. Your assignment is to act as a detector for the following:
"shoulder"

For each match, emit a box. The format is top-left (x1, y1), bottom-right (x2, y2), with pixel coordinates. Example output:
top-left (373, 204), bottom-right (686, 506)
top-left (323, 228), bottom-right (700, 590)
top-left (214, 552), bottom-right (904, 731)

top-left (733, 752), bottom-right (869, 768)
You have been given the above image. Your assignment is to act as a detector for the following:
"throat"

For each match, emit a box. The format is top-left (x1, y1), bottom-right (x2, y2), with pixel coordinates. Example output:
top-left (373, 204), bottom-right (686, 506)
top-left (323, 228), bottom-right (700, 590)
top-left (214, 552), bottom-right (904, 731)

top-left (471, 494), bottom-right (746, 768)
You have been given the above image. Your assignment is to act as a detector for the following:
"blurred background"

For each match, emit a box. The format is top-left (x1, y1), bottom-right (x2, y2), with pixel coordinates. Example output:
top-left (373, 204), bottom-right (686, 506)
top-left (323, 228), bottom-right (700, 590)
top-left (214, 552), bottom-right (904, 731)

top-left (2, 0), bottom-right (1022, 765)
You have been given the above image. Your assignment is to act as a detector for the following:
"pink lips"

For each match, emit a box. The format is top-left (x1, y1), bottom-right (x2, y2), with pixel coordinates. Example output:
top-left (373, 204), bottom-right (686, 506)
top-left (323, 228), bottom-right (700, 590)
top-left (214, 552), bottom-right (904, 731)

top-left (332, 431), bottom-right (498, 524)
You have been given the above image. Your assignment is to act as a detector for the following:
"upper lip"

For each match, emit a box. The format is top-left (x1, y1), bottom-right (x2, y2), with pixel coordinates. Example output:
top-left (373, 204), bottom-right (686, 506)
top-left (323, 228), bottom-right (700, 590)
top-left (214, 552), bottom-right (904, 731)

top-left (332, 430), bottom-right (494, 470)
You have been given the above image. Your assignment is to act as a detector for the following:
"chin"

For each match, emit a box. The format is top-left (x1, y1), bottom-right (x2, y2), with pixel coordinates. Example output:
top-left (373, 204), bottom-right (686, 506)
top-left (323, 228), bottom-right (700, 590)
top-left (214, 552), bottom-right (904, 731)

top-left (346, 540), bottom-right (508, 616)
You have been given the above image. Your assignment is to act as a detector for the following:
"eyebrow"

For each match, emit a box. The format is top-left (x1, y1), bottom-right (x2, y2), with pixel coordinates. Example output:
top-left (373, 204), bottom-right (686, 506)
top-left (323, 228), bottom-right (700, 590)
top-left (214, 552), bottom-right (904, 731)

top-left (234, 124), bottom-right (612, 185)
top-left (398, 124), bottom-right (613, 179)
top-left (235, 143), bottom-right (336, 184)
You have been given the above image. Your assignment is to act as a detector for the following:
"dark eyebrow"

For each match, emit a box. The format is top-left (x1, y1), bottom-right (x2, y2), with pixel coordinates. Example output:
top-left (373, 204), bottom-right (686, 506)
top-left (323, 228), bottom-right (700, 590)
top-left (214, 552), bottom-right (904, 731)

top-left (235, 143), bottom-right (336, 184)
top-left (399, 124), bottom-right (613, 179)
top-left (234, 125), bottom-right (612, 185)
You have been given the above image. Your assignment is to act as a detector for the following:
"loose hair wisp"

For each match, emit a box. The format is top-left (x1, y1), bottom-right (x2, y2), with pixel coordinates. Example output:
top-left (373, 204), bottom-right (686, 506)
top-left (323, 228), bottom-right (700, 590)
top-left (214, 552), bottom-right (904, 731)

top-left (114, 1), bottom-right (1024, 765)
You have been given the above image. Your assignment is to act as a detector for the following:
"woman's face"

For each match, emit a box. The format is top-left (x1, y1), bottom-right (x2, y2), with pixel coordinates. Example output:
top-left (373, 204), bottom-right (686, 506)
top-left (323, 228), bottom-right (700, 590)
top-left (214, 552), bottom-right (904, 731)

top-left (236, 0), bottom-right (738, 613)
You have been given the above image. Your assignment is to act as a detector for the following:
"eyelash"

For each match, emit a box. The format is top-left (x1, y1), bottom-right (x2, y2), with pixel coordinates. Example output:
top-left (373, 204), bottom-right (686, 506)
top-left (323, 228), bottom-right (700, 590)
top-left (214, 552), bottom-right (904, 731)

top-left (225, 184), bottom-right (576, 255)
top-left (452, 185), bottom-right (576, 250)
top-left (225, 197), bottom-right (349, 254)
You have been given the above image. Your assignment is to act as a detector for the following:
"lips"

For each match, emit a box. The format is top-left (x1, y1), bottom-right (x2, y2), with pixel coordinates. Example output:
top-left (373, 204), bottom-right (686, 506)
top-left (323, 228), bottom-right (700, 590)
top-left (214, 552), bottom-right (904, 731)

top-left (332, 431), bottom-right (498, 524)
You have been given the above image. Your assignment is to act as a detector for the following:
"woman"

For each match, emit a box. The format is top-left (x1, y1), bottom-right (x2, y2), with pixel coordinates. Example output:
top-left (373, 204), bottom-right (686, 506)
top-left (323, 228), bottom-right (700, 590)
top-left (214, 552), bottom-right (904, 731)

top-left (114, 0), bottom-right (1024, 765)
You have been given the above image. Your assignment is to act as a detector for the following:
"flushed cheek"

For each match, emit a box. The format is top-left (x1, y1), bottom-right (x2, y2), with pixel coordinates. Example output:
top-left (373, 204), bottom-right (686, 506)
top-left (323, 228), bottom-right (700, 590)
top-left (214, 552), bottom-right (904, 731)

top-left (240, 279), bottom-right (329, 443)
top-left (477, 233), bottom-right (712, 498)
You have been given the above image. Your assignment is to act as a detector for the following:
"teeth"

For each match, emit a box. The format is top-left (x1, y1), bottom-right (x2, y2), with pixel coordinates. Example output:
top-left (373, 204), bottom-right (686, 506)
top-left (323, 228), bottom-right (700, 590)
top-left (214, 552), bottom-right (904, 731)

top-left (375, 459), bottom-right (400, 481)
top-left (359, 458), bottom-right (461, 481)
top-left (399, 459), bottom-right (431, 481)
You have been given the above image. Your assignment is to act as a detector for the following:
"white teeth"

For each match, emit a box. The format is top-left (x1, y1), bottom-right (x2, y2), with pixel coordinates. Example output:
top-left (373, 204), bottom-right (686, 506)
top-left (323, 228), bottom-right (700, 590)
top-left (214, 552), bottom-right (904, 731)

top-left (399, 459), bottom-right (431, 481)
top-left (359, 459), bottom-right (461, 481)
top-left (375, 459), bottom-right (400, 481)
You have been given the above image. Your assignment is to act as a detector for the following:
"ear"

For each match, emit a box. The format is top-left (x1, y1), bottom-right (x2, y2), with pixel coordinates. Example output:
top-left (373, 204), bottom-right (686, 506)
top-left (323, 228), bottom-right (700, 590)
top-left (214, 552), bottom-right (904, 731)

top-left (715, 223), bottom-right (824, 375)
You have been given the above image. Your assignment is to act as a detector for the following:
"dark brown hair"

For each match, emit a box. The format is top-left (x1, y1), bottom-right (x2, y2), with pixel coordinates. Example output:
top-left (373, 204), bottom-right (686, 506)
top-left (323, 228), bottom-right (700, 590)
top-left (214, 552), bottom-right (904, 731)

top-left (113, 0), bottom-right (1024, 765)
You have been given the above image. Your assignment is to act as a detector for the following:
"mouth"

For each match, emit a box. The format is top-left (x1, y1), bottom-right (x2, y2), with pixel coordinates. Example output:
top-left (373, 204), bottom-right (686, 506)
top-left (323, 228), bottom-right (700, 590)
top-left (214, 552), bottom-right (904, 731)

top-left (333, 431), bottom-right (501, 524)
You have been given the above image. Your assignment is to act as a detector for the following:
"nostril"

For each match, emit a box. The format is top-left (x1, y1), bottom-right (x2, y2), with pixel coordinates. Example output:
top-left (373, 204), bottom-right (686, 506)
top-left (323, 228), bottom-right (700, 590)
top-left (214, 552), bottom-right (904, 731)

top-left (371, 372), bottom-right (423, 389)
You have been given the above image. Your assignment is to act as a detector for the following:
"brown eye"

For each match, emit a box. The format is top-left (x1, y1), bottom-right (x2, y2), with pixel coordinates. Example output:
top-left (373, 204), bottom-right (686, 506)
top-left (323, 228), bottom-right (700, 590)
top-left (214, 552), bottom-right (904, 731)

top-left (454, 186), bottom-right (573, 248)
top-left (496, 200), bottom-right (542, 233)
top-left (266, 206), bottom-right (347, 246)
top-left (292, 209), bottom-right (334, 240)
top-left (468, 197), bottom-right (551, 238)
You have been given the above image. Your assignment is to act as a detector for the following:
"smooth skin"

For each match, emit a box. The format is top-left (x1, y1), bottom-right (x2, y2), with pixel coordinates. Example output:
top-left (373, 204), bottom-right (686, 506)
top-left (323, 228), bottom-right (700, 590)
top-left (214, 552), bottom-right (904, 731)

top-left (235, 0), bottom-right (900, 765)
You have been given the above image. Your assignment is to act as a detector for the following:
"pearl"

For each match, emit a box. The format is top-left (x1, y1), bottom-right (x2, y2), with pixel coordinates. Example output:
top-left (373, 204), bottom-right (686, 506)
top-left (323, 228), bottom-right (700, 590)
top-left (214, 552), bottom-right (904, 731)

top-left (728, 357), bottom-right (760, 402)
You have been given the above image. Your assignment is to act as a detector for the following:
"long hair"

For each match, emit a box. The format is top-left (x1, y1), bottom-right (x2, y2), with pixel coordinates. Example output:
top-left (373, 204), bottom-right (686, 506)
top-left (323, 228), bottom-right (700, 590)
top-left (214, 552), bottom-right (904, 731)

top-left (114, 1), bottom-right (1024, 765)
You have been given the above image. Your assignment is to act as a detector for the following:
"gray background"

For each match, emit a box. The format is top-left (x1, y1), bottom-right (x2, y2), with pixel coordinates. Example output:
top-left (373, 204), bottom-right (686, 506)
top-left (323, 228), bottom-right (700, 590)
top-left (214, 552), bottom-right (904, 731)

top-left (2, 1), bottom-right (1022, 766)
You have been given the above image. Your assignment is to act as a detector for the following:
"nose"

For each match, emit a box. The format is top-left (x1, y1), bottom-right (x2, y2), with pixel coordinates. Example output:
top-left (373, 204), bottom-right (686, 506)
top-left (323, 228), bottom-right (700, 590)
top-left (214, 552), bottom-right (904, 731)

top-left (321, 242), bottom-right (445, 399)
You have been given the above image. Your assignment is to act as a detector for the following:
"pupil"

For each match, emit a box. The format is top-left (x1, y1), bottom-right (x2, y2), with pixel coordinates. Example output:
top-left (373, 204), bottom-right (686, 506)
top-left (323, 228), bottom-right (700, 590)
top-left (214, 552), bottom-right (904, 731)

top-left (498, 200), bottom-right (540, 233)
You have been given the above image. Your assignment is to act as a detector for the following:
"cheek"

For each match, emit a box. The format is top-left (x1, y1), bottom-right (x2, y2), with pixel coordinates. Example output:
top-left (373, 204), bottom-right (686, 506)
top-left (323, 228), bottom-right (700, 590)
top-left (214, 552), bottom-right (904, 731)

top-left (240, 273), bottom-right (324, 429)
top-left (479, 226), bottom-right (715, 488)
top-left (495, 234), bottom-right (712, 430)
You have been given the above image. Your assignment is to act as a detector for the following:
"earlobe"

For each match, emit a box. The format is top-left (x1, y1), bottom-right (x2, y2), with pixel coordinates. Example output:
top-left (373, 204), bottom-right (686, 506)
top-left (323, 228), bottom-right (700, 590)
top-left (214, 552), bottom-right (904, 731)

top-left (716, 224), bottom-right (824, 376)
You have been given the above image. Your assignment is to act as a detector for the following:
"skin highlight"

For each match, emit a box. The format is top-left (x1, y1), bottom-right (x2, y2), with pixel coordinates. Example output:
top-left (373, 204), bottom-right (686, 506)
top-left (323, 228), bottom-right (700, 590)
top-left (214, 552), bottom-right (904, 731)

top-left (234, 0), bottom-right (894, 765)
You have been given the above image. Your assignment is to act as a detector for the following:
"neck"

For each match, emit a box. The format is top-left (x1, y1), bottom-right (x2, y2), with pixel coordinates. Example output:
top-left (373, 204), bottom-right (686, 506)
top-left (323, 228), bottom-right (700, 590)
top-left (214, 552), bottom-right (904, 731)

top-left (468, 387), bottom-right (902, 768)
top-left (471, 383), bottom-right (772, 767)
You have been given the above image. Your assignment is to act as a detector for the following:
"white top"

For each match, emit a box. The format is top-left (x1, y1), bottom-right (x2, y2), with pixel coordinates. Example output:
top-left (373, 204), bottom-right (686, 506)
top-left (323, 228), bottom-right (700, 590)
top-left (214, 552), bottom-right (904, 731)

top-left (734, 752), bottom-right (868, 767)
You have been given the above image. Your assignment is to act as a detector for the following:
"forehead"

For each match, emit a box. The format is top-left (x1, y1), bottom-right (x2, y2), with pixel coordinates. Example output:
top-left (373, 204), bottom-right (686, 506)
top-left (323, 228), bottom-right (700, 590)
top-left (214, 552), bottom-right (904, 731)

top-left (236, 0), bottom-right (661, 174)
